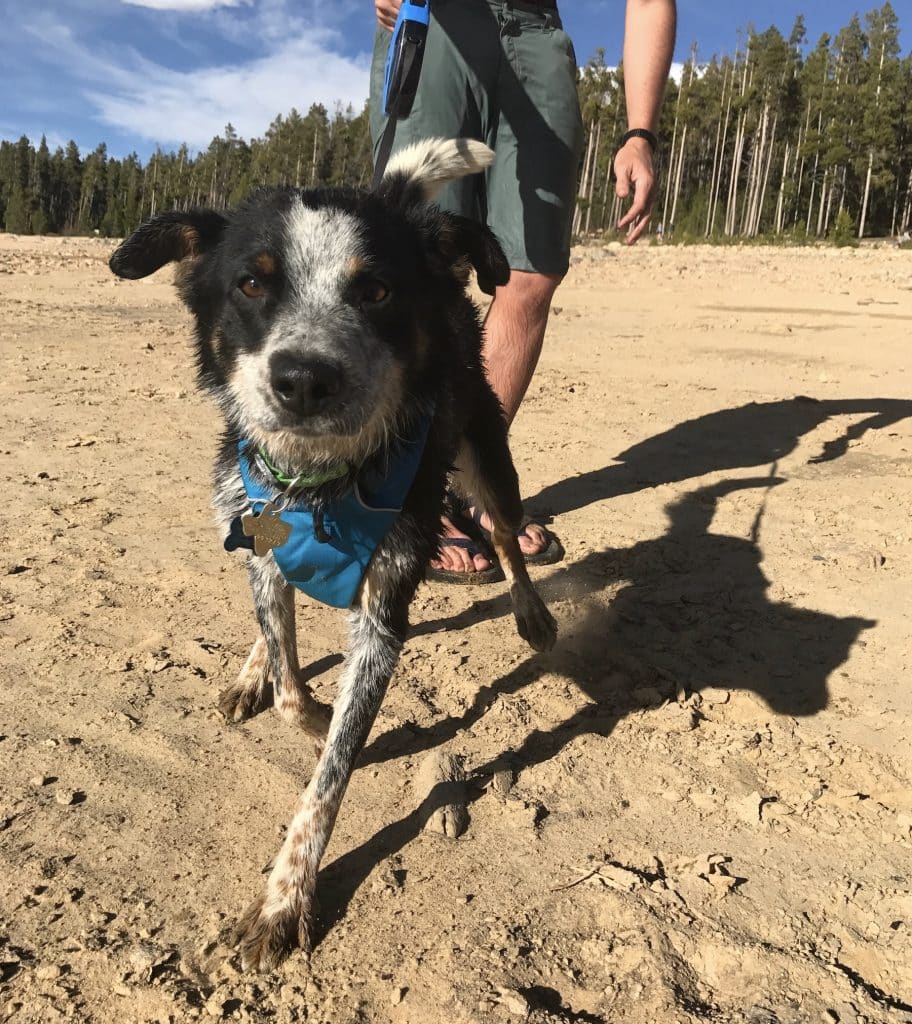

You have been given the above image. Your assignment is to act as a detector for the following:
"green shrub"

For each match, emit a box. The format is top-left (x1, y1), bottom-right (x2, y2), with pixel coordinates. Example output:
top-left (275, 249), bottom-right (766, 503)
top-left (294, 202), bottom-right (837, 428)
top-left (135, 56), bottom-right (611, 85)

top-left (830, 208), bottom-right (858, 248)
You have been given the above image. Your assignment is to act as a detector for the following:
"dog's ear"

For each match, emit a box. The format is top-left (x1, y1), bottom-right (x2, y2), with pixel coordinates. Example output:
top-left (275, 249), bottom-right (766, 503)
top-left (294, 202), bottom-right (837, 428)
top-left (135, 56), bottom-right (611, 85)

top-left (109, 209), bottom-right (228, 280)
top-left (439, 214), bottom-right (511, 296)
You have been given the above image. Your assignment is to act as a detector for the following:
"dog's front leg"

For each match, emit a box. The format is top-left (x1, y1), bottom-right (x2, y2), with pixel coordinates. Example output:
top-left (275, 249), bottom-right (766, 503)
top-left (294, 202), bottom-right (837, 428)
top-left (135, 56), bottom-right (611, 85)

top-left (220, 556), bottom-right (332, 746)
top-left (235, 597), bottom-right (404, 970)
top-left (456, 409), bottom-right (558, 653)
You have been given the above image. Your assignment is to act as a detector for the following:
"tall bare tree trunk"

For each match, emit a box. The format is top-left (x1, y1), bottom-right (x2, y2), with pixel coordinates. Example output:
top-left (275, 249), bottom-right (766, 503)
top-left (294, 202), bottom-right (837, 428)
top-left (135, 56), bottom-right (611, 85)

top-left (725, 45), bottom-right (751, 236)
top-left (669, 123), bottom-right (688, 229)
top-left (573, 120), bottom-right (596, 237)
top-left (816, 168), bottom-right (828, 236)
top-left (899, 167), bottom-right (912, 234)
top-left (661, 80), bottom-right (683, 231)
top-left (859, 37), bottom-right (886, 239)
top-left (705, 62), bottom-right (730, 236)
top-left (709, 63), bottom-right (734, 236)
top-left (310, 131), bottom-right (318, 187)
top-left (584, 119), bottom-right (602, 234)
top-left (754, 113), bottom-right (778, 235)
top-left (774, 142), bottom-right (790, 233)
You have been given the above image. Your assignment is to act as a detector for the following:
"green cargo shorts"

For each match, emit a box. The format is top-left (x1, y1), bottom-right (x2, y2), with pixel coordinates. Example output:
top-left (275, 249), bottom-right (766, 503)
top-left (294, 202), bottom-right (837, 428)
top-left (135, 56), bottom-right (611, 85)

top-left (370, 0), bottom-right (584, 276)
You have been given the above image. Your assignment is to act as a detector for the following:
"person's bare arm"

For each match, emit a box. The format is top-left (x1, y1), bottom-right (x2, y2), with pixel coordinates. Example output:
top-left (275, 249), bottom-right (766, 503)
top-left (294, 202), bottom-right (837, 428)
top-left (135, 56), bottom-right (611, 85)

top-left (614, 0), bottom-right (676, 243)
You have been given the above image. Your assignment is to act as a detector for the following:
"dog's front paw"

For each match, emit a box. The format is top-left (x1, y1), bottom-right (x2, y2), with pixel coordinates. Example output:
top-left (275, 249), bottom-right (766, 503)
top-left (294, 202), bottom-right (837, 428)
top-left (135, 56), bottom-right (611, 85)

top-left (234, 892), bottom-right (315, 972)
top-left (219, 679), bottom-right (274, 724)
top-left (512, 586), bottom-right (558, 653)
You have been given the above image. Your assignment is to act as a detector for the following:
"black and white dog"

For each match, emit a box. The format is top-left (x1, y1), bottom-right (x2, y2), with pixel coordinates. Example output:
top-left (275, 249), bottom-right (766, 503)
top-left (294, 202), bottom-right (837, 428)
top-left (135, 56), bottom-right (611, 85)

top-left (109, 138), bottom-right (557, 970)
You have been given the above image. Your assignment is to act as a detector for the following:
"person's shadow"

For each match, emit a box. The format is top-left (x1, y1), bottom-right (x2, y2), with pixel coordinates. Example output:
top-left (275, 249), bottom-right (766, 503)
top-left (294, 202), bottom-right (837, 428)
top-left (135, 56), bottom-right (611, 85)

top-left (528, 396), bottom-right (912, 517)
top-left (315, 457), bottom-right (877, 939)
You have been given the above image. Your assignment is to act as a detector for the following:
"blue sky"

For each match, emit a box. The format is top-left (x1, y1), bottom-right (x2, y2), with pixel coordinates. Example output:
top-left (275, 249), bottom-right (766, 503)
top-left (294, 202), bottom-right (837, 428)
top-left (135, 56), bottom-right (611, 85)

top-left (1, 0), bottom-right (907, 159)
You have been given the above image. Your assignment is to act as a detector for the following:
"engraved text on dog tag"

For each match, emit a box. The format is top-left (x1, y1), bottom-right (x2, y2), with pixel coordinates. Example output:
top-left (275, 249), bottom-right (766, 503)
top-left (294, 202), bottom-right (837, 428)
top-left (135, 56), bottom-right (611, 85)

top-left (241, 502), bottom-right (292, 557)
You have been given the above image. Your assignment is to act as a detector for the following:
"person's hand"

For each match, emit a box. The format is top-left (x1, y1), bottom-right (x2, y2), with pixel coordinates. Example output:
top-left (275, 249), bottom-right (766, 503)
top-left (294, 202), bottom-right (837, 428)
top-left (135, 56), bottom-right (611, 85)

top-left (376, 0), bottom-right (401, 30)
top-left (614, 137), bottom-right (656, 245)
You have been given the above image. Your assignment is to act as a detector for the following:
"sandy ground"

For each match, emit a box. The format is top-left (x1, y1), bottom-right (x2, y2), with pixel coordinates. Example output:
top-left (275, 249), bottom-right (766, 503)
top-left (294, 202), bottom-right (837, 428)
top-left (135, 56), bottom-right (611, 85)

top-left (1, 232), bottom-right (912, 1024)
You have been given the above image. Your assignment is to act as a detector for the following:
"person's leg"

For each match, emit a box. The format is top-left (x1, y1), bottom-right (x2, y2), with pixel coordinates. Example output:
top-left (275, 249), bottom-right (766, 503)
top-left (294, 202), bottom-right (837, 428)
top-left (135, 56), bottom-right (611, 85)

top-left (462, 269), bottom-right (560, 556)
top-left (429, 268), bottom-right (560, 573)
top-left (371, 1), bottom-right (501, 575)
top-left (456, 0), bottom-right (583, 563)
top-left (483, 269), bottom-right (561, 425)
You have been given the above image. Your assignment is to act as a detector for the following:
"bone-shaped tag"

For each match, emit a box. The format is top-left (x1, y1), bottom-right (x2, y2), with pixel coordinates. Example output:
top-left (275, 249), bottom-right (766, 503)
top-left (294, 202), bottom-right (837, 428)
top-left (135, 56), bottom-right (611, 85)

top-left (240, 502), bottom-right (292, 557)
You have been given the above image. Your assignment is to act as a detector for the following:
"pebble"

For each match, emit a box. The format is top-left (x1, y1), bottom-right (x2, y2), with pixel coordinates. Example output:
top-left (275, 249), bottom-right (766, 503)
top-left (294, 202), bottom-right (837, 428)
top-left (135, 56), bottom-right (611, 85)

top-left (491, 769), bottom-right (514, 797)
top-left (494, 987), bottom-right (529, 1017)
top-left (55, 788), bottom-right (81, 806)
top-left (30, 774), bottom-right (53, 787)
top-left (390, 985), bottom-right (407, 1005)
top-left (414, 750), bottom-right (469, 838)
top-left (36, 964), bottom-right (63, 980)
top-left (734, 790), bottom-right (764, 825)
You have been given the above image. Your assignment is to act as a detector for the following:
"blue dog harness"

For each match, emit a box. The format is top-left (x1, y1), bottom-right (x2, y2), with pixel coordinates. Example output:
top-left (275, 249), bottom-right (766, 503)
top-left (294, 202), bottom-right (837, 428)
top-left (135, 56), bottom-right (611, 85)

top-left (227, 417), bottom-right (431, 609)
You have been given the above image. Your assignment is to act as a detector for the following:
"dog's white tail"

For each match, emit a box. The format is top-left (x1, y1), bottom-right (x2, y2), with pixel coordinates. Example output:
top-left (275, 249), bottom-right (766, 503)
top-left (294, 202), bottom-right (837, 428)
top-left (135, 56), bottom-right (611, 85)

top-left (383, 138), bottom-right (494, 200)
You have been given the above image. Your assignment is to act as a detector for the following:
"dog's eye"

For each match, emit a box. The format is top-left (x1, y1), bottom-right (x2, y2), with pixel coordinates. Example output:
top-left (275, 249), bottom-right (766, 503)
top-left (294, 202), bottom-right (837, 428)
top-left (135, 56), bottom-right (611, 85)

top-left (239, 276), bottom-right (265, 299)
top-left (360, 279), bottom-right (390, 307)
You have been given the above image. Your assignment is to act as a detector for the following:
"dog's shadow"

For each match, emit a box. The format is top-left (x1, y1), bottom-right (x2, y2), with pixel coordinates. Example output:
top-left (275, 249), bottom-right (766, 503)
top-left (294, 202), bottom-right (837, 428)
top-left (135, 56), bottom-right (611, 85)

top-left (307, 396), bottom-right (908, 941)
top-left (313, 452), bottom-right (881, 941)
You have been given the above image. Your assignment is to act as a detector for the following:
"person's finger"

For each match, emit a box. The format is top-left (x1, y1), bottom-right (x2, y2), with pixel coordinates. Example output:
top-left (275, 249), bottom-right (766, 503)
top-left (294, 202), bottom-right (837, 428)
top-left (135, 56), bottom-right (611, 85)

top-left (375, 0), bottom-right (400, 29)
top-left (617, 193), bottom-right (645, 229)
top-left (617, 169), bottom-right (654, 225)
top-left (614, 156), bottom-right (632, 200)
top-left (625, 210), bottom-right (652, 244)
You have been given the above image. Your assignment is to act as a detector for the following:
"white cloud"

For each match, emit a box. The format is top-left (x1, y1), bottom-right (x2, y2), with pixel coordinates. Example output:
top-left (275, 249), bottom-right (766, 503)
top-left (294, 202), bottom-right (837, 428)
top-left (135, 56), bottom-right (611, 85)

top-left (122, 0), bottom-right (248, 9)
top-left (19, 8), bottom-right (370, 150)
top-left (89, 36), bottom-right (370, 147)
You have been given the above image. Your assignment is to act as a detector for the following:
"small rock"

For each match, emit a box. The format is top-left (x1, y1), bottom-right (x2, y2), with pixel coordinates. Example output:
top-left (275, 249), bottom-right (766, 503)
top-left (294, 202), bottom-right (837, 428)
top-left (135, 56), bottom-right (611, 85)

top-left (55, 788), bottom-right (81, 806)
top-left (491, 769), bottom-right (514, 797)
top-left (597, 864), bottom-right (643, 892)
top-left (30, 774), bottom-right (53, 787)
top-left (36, 964), bottom-right (63, 981)
top-left (503, 796), bottom-right (545, 829)
top-left (204, 994), bottom-right (227, 1018)
top-left (494, 987), bottom-right (529, 1017)
top-left (632, 685), bottom-right (666, 708)
top-left (747, 1007), bottom-right (779, 1024)
top-left (734, 790), bottom-right (764, 825)
top-left (414, 750), bottom-right (469, 838)
top-left (390, 985), bottom-right (407, 1005)
top-left (130, 941), bottom-right (160, 979)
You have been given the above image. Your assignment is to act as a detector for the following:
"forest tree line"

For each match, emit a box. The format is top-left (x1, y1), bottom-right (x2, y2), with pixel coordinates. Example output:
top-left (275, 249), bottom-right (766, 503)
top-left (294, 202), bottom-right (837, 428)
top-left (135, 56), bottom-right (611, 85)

top-left (1, 3), bottom-right (910, 243)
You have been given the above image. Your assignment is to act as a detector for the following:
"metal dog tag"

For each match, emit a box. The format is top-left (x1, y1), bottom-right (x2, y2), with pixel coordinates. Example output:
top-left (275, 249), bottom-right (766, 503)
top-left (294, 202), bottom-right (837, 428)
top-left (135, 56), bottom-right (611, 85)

top-left (241, 502), bottom-right (292, 557)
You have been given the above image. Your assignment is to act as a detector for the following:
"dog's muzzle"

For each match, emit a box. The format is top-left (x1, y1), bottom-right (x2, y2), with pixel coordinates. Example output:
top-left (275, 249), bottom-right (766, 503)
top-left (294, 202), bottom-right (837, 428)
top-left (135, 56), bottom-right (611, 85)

top-left (269, 351), bottom-right (345, 419)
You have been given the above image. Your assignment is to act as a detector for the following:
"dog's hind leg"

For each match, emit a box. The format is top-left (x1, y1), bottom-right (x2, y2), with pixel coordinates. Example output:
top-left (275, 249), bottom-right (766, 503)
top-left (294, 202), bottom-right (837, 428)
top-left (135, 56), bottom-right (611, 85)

top-left (220, 556), bottom-right (332, 748)
top-left (235, 584), bottom-right (409, 970)
top-left (454, 409), bottom-right (558, 653)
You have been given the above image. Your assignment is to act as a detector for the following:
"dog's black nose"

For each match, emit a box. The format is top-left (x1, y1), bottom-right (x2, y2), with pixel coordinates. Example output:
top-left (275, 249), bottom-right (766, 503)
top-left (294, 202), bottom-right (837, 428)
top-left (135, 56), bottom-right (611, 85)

top-left (269, 353), bottom-right (344, 416)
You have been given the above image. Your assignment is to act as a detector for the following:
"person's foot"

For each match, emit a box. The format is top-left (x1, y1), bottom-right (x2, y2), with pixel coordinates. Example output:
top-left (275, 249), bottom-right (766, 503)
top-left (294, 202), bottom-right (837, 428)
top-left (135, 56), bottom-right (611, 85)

top-left (467, 505), bottom-right (551, 559)
top-left (428, 514), bottom-right (495, 575)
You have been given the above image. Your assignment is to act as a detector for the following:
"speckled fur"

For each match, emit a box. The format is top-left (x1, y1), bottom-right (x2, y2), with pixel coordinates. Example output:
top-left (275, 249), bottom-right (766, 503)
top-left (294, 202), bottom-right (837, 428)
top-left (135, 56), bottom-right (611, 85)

top-left (109, 139), bottom-right (558, 972)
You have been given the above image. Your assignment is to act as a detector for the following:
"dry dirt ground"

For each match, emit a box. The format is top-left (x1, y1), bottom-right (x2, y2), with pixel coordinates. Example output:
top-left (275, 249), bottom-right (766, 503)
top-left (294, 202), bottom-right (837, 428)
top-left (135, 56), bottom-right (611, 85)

top-left (1, 233), bottom-right (912, 1024)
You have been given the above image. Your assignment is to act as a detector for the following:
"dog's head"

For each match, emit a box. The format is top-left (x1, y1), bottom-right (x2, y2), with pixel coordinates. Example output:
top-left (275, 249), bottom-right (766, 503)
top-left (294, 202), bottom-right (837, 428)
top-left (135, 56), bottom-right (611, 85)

top-left (109, 139), bottom-right (509, 466)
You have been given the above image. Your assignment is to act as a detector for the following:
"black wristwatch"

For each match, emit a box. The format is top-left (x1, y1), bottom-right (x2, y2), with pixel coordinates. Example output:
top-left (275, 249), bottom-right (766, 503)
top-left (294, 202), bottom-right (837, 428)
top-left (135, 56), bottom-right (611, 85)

top-left (620, 128), bottom-right (658, 152)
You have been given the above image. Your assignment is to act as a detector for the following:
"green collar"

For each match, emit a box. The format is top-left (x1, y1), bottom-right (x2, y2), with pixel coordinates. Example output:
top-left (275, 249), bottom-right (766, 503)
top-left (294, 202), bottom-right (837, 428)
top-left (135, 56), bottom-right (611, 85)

top-left (256, 446), bottom-right (350, 491)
